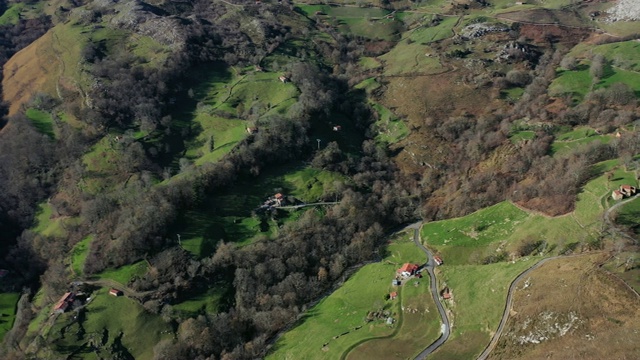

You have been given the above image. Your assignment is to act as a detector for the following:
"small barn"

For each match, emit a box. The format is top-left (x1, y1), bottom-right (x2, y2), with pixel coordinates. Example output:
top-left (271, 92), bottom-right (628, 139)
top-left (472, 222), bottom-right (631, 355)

top-left (389, 292), bottom-right (398, 300)
top-left (53, 292), bottom-right (76, 314)
top-left (109, 288), bottom-right (123, 297)
top-left (612, 190), bottom-right (624, 201)
top-left (434, 256), bottom-right (443, 266)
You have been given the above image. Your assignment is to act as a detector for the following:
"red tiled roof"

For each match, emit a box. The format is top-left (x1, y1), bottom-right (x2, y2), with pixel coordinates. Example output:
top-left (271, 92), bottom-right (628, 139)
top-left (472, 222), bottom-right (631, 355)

top-left (397, 263), bottom-right (418, 273)
top-left (390, 292), bottom-right (397, 298)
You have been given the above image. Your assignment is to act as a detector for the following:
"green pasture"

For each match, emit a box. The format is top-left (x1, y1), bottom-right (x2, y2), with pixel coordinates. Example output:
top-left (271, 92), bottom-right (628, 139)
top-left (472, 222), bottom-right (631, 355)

top-left (408, 16), bottom-right (458, 44)
top-left (26, 108), bottom-right (55, 138)
top-left (509, 130), bottom-right (535, 143)
top-left (377, 15), bottom-right (456, 76)
top-left (358, 57), bottom-right (382, 71)
top-left (371, 102), bottom-right (408, 145)
top-left (296, 5), bottom-right (403, 41)
top-left (433, 259), bottom-right (539, 360)
top-left (172, 286), bottom-right (228, 316)
top-left (548, 66), bottom-right (592, 101)
top-left (0, 3), bottom-right (25, 25)
top-left (346, 279), bottom-right (440, 360)
top-left (421, 167), bottom-right (625, 265)
top-left (551, 133), bottom-right (612, 157)
top-left (185, 114), bottom-right (246, 166)
top-left (95, 261), bottom-right (148, 285)
top-left (31, 202), bottom-right (79, 238)
top-left (194, 69), bottom-right (298, 118)
top-left (414, 0), bottom-right (450, 13)
top-left (596, 67), bottom-right (640, 91)
top-left (380, 42), bottom-right (444, 76)
top-left (571, 40), bottom-right (640, 72)
top-left (71, 236), bottom-right (93, 276)
top-left (47, 287), bottom-right (172, 360)
top-left (268, 231), bottom-right (429, 360)
top-left (0, 292), bottom-right (20, 342)
top-left (422, 202), bottom-right (529, 248)
top-left (177, 164), bottom-right (347, 256)
top-left (501, 87), bottom-right (524, 102)
top-left (355, 77), bottom-right (382, 94)
top-left (613, 197), bottom-right (640, 234)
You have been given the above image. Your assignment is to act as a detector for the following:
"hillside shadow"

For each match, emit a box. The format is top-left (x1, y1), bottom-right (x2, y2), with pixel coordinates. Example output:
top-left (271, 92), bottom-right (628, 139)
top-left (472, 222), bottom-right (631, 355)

top-left (152, 62), bottom-right (232, 170)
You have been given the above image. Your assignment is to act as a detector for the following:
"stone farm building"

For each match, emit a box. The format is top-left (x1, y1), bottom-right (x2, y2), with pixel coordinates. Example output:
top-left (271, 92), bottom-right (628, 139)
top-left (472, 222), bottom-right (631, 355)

top-left (53, 292), bottom-right (75, 314)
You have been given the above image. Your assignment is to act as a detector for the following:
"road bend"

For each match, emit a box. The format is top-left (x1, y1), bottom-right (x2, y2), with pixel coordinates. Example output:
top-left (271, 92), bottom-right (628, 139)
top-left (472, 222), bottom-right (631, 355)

top-left (408, 223), bottom-right (451, 359)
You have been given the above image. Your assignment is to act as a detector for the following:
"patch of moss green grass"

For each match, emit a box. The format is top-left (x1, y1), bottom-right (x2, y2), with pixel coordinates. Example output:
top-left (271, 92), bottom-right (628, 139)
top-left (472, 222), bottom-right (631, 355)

top-left (71, 236), bottom-right (93, 276)
top-left (501, 86), bottom-right (524, 101)
top-left (26, 108), bottom-right (55, 138)
top-left (379, 16), bottom-right (457, 75)
top-left (95, 261), bottom-right (148, 285)
top-left (172, 286), bottom-right (227, 316)
top-left (548, 65), bottom-right (592, 101)
top-left (371, 102), bottom-right (408, 145)
top-left (32, 202), bottom-right (68, 237)
top-left (432, 259), bottom-right (539, 360)
top-left (0, 3), bottom-right (25, 25)
top-left (24, 289), bottom-right (52, 341)
top-left (408, 16), bottom-right (458, 44)
top-left (81, 136), bottom-right (122, 195)
top-left (551, 131), bottom-right (612, 157)
top-left (354, 77), bottom-right (381, 94)
top-left (509, 130), bottom-right (535, 144)
top-left (596, 67), bottom-right (640, 91)
top-left (346, 275), bottom-right (439, 359)
top-left (571, 40), bottom-right (640, 72)
top-left (177, 165), bottom-right (348, 256)
top-left (48, 287), bottom-right (172, 360)
top-left (358, 57), bottom-right (382, 71)
top-left (414, 0), bottom-right (450, 13)
top-left (267, 231), bottom-right (431, 360)
top-left (0, 292), bottom-right (20, 342)
top-left (613, 196), bottom-right (640, 235)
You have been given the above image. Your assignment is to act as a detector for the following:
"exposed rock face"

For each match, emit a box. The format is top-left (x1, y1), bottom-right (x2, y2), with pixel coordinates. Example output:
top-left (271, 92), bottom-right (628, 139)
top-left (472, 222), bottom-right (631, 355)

top-left (497, 41), bottom-right (541, 63)
top-left (105, 0), bottom-right (189, 49)
top-left (460, 23), bottom-right (509, 39)
top-left (607, 0), bottom-right (640, 21)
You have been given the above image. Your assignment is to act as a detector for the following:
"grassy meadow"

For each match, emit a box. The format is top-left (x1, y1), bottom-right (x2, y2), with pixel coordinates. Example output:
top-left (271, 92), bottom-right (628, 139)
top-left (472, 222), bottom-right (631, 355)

top-left (0, 292), bottom-right (20, 342)
top-left (95, 261), bottom-right (148, 285)
top-left (46, 287), bottom-right (172, 360)
top-left (268, 231), bottom-right (439, 360)
top-left (176, 164), bottom-right (347, 257)
top-left (70, 236), bottom-right (93, 276)
top-left (432, 259), bottom-right (538, 360)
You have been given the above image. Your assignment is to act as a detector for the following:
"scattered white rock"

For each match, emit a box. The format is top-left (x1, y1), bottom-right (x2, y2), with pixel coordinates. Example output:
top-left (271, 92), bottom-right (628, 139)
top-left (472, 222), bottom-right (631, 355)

top-left (607, 0), bottom-right (640, 21)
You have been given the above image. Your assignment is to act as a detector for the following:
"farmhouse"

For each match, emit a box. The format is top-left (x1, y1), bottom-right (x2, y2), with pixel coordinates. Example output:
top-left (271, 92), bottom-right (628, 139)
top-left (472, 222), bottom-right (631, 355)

top-left (620, 184), bottom-right (636, 197)
top-left (397, 263), bottom-right (419, 277)
top-left (332, 125), bottom-right (342, 132)
top-left (274, 193), bottom-right (284, 206)
top-left (109, 288), bottom-right (123, 297)
top-left (53, 292), bottom-right (75, 314)
top-left (246, 127), bottom-right (258, 134)
top-left (389, 291), bottom-right (397, 300)
top-left (612, 190), bottom-right (624, 201)
top-left (279, 75), bottom-right (289, 83)
top-left (392, 279), bottom-right (401, 286)
top-left (434, 256), bottom-right (443, 266)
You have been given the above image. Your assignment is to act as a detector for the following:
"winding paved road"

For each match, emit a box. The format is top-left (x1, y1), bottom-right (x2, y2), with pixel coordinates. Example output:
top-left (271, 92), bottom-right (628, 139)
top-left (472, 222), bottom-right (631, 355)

top-left (407, 223), bottom-right (451, 359)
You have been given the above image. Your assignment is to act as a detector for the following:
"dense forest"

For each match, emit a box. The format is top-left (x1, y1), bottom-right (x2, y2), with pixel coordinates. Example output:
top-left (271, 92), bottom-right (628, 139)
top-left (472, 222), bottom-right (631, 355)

top-left (0, 0), bottom-right (638, 358)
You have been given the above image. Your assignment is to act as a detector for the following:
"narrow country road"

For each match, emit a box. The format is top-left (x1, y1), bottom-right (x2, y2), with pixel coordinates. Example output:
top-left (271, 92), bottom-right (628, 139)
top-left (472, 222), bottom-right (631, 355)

top-left (408, 223), bottom-right (451, 359)
top-left (277, 201), bottom-right (339, 210)
top-left (476, 255), bottom-right (577, 360)
top-left (604, 193), bottom-right (640, 244)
